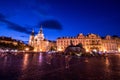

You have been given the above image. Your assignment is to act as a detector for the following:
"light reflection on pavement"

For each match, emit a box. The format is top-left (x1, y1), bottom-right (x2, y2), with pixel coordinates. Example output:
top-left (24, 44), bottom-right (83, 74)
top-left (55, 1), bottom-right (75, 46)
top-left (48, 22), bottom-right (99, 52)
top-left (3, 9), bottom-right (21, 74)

top-left (0, 52), bottom-right (120, 80)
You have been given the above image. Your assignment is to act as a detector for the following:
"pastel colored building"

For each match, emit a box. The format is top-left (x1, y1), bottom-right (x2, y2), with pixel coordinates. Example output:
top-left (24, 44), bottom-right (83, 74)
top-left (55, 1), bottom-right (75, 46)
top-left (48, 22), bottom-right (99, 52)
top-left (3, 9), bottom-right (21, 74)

top-left (57, 33), bottom-right (120, 53)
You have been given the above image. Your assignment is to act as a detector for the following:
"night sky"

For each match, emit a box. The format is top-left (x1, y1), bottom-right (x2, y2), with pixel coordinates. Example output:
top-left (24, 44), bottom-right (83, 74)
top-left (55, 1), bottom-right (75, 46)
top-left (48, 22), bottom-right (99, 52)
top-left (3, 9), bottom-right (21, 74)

top-left (0, 0), bottom-right (120, 42)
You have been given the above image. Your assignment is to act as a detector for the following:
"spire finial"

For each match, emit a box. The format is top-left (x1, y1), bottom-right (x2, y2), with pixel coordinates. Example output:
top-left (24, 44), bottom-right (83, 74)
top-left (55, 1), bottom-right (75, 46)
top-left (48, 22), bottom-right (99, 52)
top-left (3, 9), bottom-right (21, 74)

top-left (39, 25), bottom-right (43, 33)
top-left (31, 29), bottom-right (34, 36)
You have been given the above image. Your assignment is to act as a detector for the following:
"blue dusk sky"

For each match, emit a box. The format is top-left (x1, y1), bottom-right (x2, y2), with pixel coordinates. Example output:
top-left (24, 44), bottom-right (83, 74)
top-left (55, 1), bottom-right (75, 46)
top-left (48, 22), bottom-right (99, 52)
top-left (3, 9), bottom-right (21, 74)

top-left (0, 0), bottom-right (120, 42)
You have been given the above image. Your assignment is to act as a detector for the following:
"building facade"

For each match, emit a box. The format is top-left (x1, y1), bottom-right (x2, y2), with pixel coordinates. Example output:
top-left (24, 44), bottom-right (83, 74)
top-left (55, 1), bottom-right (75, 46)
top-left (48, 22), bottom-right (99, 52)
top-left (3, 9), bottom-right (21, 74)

top-left (29, 26), bottom-right (56, 52)
top-left (57, 33), bottom-right (120, 53)
top-left (29, 26), bottom-right (49, 52)
top-left (102, 35), bottom-right (118, 53)
top-left (0, 36), bottom-right (23, 46)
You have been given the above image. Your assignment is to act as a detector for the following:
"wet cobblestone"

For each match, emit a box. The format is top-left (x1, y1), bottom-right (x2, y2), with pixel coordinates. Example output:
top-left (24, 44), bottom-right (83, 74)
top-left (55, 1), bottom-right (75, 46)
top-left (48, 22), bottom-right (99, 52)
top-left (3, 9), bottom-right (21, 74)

top-left (0, 52), bottom-right (120, 80)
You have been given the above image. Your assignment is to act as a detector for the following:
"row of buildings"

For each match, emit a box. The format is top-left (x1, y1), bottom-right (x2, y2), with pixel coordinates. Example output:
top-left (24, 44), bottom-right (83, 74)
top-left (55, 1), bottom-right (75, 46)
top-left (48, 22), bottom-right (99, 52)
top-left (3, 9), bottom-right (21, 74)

top-left (57, 33), bottom-right (120, 53)
top-left (28, 27), bottom-right (120, 53)
top-left (0, 36), bottom-right (31, 51)
top-left (0, 36), bottom-right (22, 46)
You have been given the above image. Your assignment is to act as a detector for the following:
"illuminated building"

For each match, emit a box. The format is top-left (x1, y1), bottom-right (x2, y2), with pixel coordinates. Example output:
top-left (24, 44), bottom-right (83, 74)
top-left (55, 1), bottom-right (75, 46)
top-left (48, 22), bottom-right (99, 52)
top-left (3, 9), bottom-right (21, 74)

top-left (28, 26), bottom-right (56, 52)
top-left (0, 36), bottom-right (23, 46)
top-left (85, 33), bottom-right (102, 52)
top-left (102, 35), bottom-right (118, 53)
top-left (0, 36), bottom-right (29, 51)
top-left (115, 37), bottom-right (120, 52)
top-left (29, 26), bottom-right (49, 52)
top-left (57, 33), bottom-right (120, 53)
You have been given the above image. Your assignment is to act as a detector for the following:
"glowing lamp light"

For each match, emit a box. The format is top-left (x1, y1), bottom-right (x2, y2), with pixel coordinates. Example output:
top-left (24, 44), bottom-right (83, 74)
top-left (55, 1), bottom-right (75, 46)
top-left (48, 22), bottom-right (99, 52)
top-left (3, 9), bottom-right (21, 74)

top-left (118, 48), bottom-right (120, 52)
top-left (25, 47), bottom-right (29, 51)
top-left (34, 49), bottom-right (37, 52)
top-left (58, 48), bottom-right (62, 51)
top-left (11, 50), bottom-right (14, 52)
top-left (15, 49), bottom-right (18, 52)
top-left (104, 49), bottom-right (107, 52)
top-left (34, 48), bottom-right (37, 52)
top-left (86, 49), bottom-right (89, 52)
top-left (93, 49), bottom-right (97, 52)
top-left (6, 49), bottom-right (9, 52)
top-left (40, 49), bottom-right (42, 51)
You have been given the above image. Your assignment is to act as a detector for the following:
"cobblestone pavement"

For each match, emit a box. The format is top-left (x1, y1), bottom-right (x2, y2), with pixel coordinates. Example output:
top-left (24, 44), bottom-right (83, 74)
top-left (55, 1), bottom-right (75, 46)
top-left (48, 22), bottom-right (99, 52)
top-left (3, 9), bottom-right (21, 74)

top-left (0, 52), bottom-right (120, 80)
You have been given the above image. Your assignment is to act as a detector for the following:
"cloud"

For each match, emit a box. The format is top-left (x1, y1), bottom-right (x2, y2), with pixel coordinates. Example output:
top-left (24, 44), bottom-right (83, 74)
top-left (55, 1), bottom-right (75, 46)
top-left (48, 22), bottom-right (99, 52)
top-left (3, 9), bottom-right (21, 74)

top-left (7, 22), bottom-right (31, 34)
top-left (40, 20), bottom-right (62, 30)
top-left (0, 13), bottom-right (33, 34)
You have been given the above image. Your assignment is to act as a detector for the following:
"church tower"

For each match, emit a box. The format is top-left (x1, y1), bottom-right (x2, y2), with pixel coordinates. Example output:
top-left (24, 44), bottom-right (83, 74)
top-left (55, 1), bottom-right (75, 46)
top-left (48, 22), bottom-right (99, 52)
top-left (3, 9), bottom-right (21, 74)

top-left (37, 25), bottom-right (44, 40)
top-left (29, 29), bottom-right (34, 46)
top-left (28, 26), bottom-right (49, 52)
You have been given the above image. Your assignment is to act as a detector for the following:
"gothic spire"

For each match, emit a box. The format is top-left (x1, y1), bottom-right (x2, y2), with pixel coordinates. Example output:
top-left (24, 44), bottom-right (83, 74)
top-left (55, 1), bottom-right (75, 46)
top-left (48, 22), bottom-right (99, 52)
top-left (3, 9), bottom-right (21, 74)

top-left (39, 25), bottom-right (43, 34)
top-left (31, 29), bottom-right (34, 36)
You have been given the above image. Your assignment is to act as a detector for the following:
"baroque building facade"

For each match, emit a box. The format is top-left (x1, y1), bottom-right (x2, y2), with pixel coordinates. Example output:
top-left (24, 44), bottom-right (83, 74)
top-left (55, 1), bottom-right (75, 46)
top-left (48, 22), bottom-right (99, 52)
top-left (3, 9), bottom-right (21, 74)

top-left (29, 26), bottom-right (56, 52)
top-left (29, 27), bottom-right (49, 52)
top-left (102, 35), bottom-right (118, 52)
top-left (57, 33), bottom-right (120, 53)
